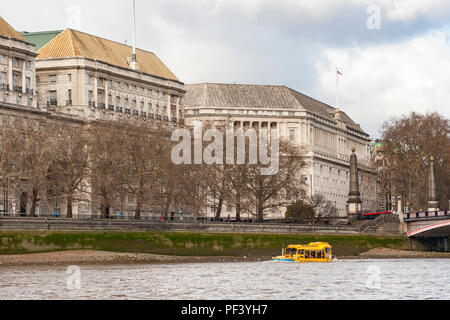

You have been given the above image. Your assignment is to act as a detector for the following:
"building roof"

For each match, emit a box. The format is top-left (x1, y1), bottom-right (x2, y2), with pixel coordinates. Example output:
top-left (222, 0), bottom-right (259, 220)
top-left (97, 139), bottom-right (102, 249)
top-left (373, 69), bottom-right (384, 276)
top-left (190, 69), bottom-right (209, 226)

top-left (37, 29), bottom-right (180, 82)
top-left (21, 30), bottom-right (63, 50)
top-left (0, 16), bottom-right (29, 43)
top-left (185, 83), bottom-right (366, 134)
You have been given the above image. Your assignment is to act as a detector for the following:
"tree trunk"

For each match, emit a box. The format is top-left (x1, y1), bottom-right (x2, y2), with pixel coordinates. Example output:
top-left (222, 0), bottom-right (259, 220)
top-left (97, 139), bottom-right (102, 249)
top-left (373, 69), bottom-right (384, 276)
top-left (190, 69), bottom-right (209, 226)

top-left (235, 201), bottom-right (241, 222)
top-left (215, 197), bottom-right (223, 221)
top-left (28, 188), bottom-right (39, 217)
top-left (66, 195), bottom-right (73, 218)
top-left (100, 202), bottom-right (110, 219)
top-left (134, 201), bottom-right (141, 220)
top-left (163, 193), bottom-right (172, 220)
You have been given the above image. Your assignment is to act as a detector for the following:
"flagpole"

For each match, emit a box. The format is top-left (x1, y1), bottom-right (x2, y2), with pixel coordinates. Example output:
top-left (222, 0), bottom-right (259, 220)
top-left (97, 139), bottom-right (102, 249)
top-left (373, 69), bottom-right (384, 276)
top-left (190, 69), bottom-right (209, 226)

top-left (336, 67), bottom-right (340, 109)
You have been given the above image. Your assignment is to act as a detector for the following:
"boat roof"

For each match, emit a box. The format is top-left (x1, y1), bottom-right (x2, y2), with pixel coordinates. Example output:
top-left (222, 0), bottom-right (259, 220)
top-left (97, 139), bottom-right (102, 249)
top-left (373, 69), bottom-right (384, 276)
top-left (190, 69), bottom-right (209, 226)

top-left (286, 242), bottom-right (331, 249)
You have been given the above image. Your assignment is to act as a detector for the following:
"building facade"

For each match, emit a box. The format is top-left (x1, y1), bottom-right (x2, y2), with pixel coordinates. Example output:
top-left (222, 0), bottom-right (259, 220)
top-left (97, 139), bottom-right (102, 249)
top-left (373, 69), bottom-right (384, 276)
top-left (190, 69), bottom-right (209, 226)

top-left (0, 16), bottom-right (186, 219)
top-left (184, 83), bottom-right (378, 220)
top-left (23, 28), bottom-right (185, 123)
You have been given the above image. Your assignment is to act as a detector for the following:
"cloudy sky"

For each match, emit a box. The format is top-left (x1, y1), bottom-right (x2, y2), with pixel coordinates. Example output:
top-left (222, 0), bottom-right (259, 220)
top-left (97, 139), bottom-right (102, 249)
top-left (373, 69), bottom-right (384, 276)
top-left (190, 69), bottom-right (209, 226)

top-left (4, 0), bottom-right (450, 137)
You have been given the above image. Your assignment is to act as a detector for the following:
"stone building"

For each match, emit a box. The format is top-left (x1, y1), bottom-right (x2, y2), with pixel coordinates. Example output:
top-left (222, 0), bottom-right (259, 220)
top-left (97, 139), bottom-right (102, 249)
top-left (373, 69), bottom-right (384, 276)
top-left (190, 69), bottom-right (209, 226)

top-left (22, 28), bottom-right (185, 123)
top-left (0, 17), bottom-right (38, 110)
top-left (184, 83), bottom-right (378, 220)
top-left (0, 16), bottom-right (185, 218)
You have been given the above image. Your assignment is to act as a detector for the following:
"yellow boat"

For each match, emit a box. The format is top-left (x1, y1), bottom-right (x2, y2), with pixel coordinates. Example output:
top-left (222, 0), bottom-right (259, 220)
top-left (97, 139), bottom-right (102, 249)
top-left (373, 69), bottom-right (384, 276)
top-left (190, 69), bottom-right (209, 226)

top-left (272, 242), bottom-right (333, 262)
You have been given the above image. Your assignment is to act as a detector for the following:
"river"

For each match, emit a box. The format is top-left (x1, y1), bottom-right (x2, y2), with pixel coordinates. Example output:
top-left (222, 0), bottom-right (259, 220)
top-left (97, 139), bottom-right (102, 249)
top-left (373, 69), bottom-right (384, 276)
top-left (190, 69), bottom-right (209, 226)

top-left (0, 259), bottom-right (448, 300)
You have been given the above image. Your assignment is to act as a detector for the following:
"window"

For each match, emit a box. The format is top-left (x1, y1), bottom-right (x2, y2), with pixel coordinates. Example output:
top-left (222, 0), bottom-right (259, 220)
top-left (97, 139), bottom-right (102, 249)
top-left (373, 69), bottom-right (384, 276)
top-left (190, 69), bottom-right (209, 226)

top-left (13, 73), bottom-right (20, 87)
top-left (0, 54), bottom-right (6, 64)
top-left (27, 98), bottom-right (32, 106)
top-left (25, 60), bottom-right (32, 70)
top-left (68, 74), bottom-right (72, 82)
top-left (3, 94), bottom-right (9, 103)
top-left (289, 129), bottom-right (296, 142)
top-left (25, 77), bottom-right (31, 92)
top-left (88, 90), bottom-right (93, 106)
top-left (49, 75), bottom-right (57, 83)
top-left (12, 57), bottom-right (20, 68)
top-left (49, 90), bottom-right (57, 105)
top-left (0, 72), bottom-right (6, 85)
top-left (68, 89), bottom-right (72, 105)
top-left (16, 95), bottom-right (21, 104)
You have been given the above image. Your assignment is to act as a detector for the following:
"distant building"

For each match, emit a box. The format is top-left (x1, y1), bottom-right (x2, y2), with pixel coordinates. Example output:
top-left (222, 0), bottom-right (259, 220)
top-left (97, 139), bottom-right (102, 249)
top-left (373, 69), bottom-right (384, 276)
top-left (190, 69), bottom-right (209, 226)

top-left (184, 83), bottom-right (378, 220)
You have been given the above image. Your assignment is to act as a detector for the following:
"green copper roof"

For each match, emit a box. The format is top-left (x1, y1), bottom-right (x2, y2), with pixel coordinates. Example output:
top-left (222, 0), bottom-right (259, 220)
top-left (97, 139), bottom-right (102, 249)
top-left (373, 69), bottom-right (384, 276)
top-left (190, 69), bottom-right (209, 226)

top-left (21, 30), bottom-right (63, 51)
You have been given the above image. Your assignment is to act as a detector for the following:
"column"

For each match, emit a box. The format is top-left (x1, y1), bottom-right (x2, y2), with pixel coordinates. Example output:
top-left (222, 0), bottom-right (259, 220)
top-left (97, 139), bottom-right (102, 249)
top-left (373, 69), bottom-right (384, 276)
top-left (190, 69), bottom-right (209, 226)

top-left (22, 60), bottom-right (26, 93)
top-left (427, 156), bottom-right (439, 212)
top-left (347, 147), bottom-right (362, 217)
top-left (93, 76), bottom-right (98, 107)
top-left (167, 93), bottom-right (171, 121)
top-left (105, 80), bottom-right (109, 110)
top-left (176, 96), bottom-right (180, 122)
top-left (8, 56), bottom-right (12, 89)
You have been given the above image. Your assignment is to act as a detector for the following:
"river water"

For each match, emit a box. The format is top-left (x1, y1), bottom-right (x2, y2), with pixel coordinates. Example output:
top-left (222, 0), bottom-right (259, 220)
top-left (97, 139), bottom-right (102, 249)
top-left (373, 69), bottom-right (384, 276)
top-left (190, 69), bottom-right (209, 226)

top-left (0, 259), bottom-right (448, 300)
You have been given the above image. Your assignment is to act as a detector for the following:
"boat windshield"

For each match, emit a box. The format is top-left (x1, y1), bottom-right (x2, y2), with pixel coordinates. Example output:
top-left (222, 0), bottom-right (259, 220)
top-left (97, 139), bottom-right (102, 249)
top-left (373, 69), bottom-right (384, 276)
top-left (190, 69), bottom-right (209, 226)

top-left (285, 248), bottom-right (297, 255)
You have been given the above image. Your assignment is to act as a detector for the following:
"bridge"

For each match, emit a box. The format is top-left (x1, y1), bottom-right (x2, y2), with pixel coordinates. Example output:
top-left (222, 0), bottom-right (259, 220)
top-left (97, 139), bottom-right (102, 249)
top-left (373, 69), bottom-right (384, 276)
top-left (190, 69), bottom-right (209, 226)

top-left (403, 210), bottom-right (449, 252)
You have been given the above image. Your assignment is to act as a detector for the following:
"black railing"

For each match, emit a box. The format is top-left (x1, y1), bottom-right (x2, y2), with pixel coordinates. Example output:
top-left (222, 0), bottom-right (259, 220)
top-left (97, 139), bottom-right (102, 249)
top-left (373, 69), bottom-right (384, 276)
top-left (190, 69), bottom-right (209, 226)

top-left (141, 112), bottom-right (147, 117)
top-left (108, 105), bottom-right (114, 111)
top-left (13, 86), bottom-right (22, 93)
top-left (163, 116), bottom-right (169, 121)
top-left (66, 100), bottom-right (72, 106)
top-left (155, 114), bottom-right (162, 120)
top-left (0, 84), bottom-right (9, 91)
top-left (132, 110), bottom-right (139, 116)
top-left (115, 106), bottom-right (123, 113)
top-left (98, 102), bottom-right (106, 109)
top-left (48, 99), bottom-right (57, 106)
top-left (125, 108), bottom-right (131, 114)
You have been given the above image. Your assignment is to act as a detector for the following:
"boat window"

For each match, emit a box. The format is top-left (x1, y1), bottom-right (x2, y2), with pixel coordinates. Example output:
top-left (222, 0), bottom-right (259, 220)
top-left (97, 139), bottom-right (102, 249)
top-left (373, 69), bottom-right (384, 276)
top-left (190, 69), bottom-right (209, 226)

top-left (311, 251), bottom-right (316, 258)
top-left (305, 251), bottom-right (310, 258)
top-left (299, 249), bottom-right (304, 255)
top-left (285, 248), bottom-right (296, 255)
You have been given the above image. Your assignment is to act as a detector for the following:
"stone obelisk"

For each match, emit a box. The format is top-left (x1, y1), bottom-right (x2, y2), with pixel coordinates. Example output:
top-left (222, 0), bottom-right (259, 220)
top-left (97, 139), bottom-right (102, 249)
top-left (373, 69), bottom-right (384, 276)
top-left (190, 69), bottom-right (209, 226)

top-left (347, 147), bottom-right (362, 217)
top-left (427, 156), bottom-right (439, 212)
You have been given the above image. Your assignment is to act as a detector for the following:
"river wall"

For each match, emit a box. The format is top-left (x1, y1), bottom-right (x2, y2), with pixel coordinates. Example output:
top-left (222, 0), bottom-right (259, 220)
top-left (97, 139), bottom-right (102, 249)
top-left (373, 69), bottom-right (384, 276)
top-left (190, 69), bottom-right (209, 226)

top-left (0, 230), bottom-right (411, 257)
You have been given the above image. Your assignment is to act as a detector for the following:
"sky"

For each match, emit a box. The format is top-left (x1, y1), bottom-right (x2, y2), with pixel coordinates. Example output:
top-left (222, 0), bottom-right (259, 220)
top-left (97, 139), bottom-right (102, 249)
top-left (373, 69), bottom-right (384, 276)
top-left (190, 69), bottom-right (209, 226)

top-left (3, 0), bottom-right (450, 138)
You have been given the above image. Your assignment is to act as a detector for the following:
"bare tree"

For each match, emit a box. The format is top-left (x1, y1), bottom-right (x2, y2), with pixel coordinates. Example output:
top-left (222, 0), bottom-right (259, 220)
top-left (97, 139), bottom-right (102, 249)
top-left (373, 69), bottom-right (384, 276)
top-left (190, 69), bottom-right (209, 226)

top-left (48, 123), bottom-right (91, 218)
top-left (115, 120), bottom-right (167, 220)
top-left (310, 194), bottom-right (338, 223)
top-left (381, 112), bottom-right (449, 211)
top-left (244, 139), bottom-right (306, 222)
top-left (14, 118), bottom-right (59, 216)
top-left (87, 121), bottom-right (123, 218)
